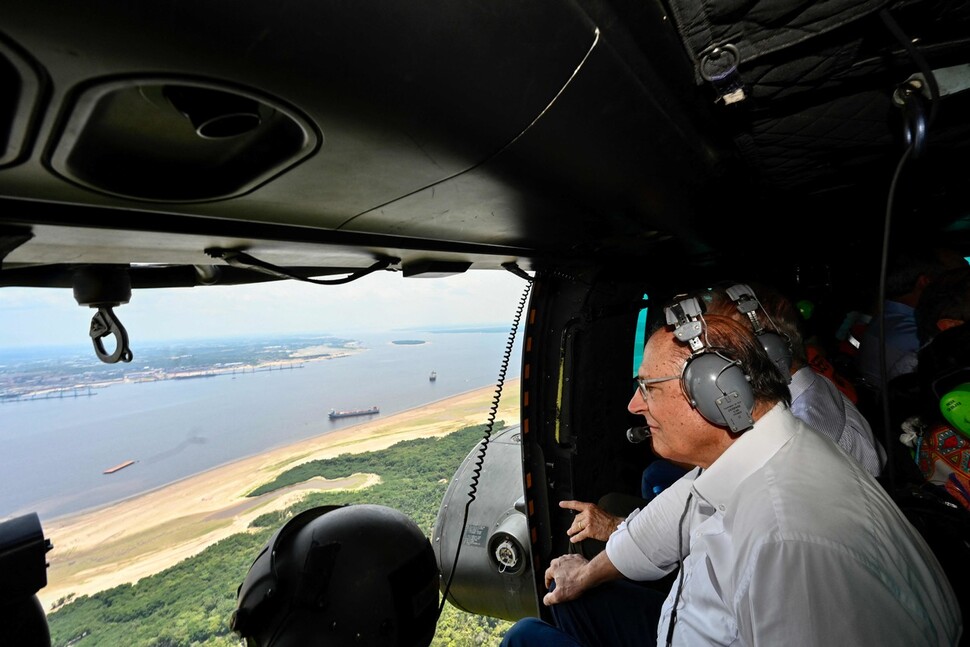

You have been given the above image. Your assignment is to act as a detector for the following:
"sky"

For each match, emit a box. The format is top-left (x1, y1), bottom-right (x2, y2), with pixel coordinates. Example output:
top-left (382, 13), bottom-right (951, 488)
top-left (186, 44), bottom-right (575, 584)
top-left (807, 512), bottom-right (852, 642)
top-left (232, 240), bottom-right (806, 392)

top-left (0, 269), bottom-right (532, 349)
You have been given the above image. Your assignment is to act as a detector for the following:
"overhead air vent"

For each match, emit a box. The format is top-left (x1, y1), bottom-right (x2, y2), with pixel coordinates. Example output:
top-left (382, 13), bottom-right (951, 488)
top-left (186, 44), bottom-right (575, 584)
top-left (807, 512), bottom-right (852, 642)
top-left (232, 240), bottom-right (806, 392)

top-left (48, 79), bottom-right (319, 202)
top-left (0, 35), bottom-right (44, 168)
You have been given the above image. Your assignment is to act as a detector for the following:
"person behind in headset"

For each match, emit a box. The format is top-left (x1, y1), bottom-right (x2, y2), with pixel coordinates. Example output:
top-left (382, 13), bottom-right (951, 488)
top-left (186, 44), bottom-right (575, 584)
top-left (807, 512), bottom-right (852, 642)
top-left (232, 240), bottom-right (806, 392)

top-left (723, 282), bottom-right (886, 477)
top-left (562, 282), bottom-right (887, 557)
top-left (500, 295), bottom-right (961, 647)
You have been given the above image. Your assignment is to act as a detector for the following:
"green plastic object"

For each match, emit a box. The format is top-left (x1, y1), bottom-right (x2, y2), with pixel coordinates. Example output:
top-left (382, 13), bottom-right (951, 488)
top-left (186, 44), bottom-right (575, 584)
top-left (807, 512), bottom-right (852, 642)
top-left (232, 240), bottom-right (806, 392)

top-left (939, 382), bottom-right (970, 439)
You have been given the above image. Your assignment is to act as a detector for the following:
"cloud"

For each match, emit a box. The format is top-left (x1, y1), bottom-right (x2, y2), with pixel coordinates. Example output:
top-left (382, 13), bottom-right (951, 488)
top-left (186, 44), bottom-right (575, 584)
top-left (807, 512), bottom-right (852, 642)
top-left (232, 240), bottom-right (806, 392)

top-left (0, 270), bottom-right (532, 347)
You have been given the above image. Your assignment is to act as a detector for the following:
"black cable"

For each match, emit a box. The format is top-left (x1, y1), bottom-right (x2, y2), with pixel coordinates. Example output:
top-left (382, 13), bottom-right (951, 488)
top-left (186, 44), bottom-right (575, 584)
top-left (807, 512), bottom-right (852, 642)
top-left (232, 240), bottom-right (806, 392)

top-left (879, 9), bottom-right (940, 131)
top-left (204, 248), bottom-right (399, 285)
top-left (437, 272), bottom-right (534, 618)
top-left (502, 261), bottom-right (533, 282)
top-left (877, 145), bottom-right (913, 493)
top-left (665, 469), bottom-right (701, 647)
top-left (874, 7), bottom-right (940, 492)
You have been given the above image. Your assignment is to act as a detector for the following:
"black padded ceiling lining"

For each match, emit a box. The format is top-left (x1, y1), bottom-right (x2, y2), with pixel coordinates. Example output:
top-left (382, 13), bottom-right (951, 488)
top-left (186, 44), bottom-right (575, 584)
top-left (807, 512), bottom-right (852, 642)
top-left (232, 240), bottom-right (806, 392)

top-left (657, 0), bottom-right (970, 201)
top-left (665, 0), bottom-right (887, 79)
top-left (741, 91), bottom-right (896, 190)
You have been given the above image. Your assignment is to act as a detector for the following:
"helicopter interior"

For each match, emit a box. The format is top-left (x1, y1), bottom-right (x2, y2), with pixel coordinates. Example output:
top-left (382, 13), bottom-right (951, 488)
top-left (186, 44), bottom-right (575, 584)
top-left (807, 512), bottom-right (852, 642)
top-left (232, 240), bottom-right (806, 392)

top-left (2, 0), bottom-right (970, 642)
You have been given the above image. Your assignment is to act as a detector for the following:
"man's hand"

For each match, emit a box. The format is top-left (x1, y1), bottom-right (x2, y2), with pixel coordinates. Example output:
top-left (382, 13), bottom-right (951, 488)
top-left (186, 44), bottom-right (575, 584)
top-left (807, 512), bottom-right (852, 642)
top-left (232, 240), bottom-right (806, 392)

top-left (560, 500), bottom-right (624, 543)
top-left (542, 554), bottom-right (589, 606)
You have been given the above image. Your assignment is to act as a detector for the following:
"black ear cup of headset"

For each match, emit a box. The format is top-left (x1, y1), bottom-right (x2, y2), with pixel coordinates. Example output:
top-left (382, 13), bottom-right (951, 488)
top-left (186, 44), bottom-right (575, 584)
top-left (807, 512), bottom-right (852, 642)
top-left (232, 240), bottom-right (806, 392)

top-left (758, 330), bottom-right (793, 381)
top-left (725, 284), bottom-right (793, 383)
top-left (665, 296), bottom-right (755, 433)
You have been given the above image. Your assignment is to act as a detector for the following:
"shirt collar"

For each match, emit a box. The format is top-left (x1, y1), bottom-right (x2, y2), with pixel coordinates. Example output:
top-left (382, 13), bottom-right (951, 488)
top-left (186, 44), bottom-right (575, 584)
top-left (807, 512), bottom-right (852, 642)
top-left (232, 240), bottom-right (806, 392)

top-left (788, 365), bottom-right (814, 400)
top-left (692, 403), bottom-right (797, 513)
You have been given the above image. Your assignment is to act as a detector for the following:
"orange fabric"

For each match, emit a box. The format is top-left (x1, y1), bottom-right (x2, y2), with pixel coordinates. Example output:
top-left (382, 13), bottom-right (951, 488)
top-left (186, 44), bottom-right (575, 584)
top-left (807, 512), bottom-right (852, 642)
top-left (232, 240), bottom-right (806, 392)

top-left (807, 345), bottom-right (858, 404)
top-left (839, 321), bottom-right (870, 357)
top-left (918, 423), bottom-right (970, 512)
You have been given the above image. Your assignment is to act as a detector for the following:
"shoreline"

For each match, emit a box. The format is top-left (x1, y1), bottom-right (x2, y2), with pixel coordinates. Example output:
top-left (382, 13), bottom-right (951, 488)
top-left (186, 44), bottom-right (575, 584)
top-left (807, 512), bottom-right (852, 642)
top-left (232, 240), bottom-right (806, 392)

top-left (46, 381), bottom-right (514, 524)
top-left (39, 379), bottom-right (520, 612)
top-left (5, 343), bottom-right (362, 403)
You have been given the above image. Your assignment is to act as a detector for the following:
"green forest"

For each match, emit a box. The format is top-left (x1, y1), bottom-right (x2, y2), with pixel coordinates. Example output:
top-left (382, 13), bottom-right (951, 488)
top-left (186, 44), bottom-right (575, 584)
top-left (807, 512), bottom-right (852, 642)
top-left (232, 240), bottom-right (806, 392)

top-left (46, 423), bottom-right (517, 646)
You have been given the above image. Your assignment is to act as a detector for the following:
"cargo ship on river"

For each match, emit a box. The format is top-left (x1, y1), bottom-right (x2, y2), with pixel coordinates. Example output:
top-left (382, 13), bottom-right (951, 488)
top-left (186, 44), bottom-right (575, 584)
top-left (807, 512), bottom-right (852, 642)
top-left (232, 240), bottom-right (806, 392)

top-left (328, 406), bottom-right (379, 420)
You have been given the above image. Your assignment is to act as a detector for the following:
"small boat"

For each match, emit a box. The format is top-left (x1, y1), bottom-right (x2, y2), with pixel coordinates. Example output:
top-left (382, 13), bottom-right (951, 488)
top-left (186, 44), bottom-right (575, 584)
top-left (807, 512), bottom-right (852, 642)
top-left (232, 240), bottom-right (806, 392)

top-left (103, 460), bottom-right (136, 474)
top-left (429, 370), bottom-right (437, 382)
top-left (328, 406), bottom-right (379, 420)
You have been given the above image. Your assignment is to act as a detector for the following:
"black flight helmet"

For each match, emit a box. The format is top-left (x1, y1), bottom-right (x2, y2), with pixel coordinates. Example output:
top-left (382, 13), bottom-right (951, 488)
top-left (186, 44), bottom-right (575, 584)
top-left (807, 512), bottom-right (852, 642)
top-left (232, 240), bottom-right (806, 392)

top-left (231, 504), bottom-right (440, 647)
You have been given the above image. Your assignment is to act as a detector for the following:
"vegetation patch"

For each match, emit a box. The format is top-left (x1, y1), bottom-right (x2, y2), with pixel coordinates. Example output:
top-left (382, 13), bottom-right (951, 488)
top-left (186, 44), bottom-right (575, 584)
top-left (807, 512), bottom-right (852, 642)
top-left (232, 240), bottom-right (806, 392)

top-left (48, 422), bottom-right (512, 646)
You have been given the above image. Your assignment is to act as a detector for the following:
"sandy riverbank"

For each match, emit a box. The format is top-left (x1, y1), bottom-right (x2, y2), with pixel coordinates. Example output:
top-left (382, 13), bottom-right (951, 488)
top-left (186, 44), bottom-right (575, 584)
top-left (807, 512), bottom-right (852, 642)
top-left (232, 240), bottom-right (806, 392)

top-left (39, 380), bottom-right (520, 612)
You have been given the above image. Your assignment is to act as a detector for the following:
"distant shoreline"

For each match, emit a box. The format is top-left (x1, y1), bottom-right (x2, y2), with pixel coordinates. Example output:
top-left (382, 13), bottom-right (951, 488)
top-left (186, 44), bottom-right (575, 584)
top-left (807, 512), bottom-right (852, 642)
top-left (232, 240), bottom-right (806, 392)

top-left (3, 346), bottom-right (361, 402)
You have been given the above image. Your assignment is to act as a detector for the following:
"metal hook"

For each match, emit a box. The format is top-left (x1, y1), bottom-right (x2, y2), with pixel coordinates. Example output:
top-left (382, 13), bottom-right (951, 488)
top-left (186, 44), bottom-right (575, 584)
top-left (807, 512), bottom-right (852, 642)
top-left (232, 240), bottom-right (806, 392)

top-left (89, 306), bottom-right (134, 364)
top-left (893, 80), bottom-right (928, 159)
top-left (699, 43), bottom-right (746, 104)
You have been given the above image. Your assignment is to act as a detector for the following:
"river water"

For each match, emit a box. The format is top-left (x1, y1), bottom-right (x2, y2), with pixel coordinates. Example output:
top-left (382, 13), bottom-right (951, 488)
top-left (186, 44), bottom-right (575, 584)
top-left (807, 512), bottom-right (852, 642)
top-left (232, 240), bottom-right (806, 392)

top-left (0, 329), bottom-right (521, 520)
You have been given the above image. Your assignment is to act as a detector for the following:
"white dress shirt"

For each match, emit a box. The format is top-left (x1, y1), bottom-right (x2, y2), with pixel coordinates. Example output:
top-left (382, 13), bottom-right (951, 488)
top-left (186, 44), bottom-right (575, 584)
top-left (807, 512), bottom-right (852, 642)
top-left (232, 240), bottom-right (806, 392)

top-left (789, 365), bottom-right (886, 477)
top-left (606, 405), bottom-right (962, 646)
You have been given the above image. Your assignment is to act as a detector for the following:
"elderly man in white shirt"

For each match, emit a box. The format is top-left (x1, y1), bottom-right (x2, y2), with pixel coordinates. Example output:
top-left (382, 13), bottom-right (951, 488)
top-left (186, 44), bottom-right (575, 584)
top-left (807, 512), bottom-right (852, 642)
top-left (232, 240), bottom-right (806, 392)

top-left (500, 298), bottom-right (961, 647)
top-left (561, 283), bottom-right (887, 556)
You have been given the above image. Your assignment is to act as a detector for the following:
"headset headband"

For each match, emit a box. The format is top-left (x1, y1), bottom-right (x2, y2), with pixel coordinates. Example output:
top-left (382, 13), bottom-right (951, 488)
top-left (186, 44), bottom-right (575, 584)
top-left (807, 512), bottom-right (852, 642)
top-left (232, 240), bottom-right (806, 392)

top-left (725, 283), bottom-right (793, 383)
top-left (665, 296), bottom-right (706, 353)
top-left (725, 284), bottom-right (767, 335)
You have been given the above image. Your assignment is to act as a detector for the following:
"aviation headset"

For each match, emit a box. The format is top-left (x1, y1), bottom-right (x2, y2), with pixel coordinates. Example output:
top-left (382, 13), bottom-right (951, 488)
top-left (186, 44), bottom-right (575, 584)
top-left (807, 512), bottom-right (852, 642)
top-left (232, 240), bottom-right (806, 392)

top-left (664, 295), bottom-right (755, 433)
top-left (724, 283), bottom-right (794, 384)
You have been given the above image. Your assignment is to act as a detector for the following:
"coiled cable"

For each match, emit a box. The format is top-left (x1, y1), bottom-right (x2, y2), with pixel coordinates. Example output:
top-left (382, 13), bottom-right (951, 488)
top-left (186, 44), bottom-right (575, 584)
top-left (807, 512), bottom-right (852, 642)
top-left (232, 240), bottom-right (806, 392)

top-left (438, 267), bottom-right (533, 617)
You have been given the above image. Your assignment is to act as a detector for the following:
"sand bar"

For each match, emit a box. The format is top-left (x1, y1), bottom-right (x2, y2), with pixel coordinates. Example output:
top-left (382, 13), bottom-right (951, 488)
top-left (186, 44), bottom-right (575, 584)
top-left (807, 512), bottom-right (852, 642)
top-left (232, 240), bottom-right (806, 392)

top-left (39, 380), bottom-right (520, 611)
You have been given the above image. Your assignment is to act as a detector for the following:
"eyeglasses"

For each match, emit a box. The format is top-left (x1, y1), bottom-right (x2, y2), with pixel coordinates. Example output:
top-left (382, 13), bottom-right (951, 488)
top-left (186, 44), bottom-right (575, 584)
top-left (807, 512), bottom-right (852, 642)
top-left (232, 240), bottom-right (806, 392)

top-left (635, 374), bottom-right (681, 400)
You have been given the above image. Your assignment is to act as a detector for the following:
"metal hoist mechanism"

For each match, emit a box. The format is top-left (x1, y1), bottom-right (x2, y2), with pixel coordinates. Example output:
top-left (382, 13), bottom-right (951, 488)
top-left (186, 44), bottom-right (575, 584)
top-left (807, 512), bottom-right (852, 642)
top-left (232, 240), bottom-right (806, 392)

top-left (72, 266), bottom-right (134, 364)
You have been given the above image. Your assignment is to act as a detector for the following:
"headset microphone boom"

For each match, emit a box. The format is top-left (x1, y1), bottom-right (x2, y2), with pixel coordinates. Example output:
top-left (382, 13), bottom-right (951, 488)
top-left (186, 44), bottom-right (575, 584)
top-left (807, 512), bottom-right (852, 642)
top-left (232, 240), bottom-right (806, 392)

top-left (626, 426), bottom-right (652, 443)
